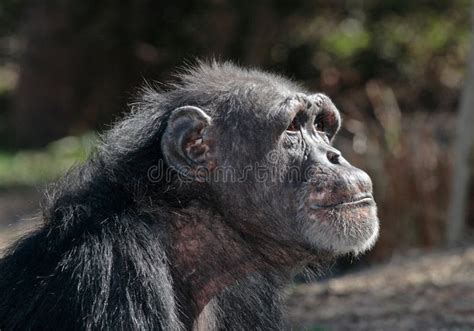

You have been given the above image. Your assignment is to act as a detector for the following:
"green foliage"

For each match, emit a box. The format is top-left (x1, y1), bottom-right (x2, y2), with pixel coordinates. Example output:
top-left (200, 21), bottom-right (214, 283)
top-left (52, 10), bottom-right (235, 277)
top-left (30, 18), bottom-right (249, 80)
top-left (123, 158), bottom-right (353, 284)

top-left (321, 18), bottom-right (370, 60)
top-left (294, 0), bottom-right (469, 76)
top-left (0, 132), bottom-right (98, 186)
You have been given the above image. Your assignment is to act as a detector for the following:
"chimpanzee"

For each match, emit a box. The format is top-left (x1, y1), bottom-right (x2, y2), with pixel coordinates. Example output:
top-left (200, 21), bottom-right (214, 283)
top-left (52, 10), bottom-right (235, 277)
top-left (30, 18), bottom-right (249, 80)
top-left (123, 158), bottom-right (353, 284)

top-left (0, 62), bottom-right (378, 330)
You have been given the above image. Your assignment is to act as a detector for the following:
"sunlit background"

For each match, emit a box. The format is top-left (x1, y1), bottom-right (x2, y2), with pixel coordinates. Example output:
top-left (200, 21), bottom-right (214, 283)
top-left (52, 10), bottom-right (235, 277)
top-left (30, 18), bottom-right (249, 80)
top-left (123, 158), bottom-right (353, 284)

top-left (1, 1), bottom-right (473, 329)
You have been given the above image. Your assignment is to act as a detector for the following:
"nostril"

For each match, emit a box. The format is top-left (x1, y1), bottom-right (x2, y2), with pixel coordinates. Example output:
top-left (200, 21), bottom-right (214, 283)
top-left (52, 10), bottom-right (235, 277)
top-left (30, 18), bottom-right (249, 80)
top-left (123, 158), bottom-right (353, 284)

top-left (327, 150), bottom-right (341, 165)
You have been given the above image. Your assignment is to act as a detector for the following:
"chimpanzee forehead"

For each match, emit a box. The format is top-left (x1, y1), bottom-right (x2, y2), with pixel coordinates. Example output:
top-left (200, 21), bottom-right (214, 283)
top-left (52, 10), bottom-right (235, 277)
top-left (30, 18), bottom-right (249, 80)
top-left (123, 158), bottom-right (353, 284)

top-left (173, 62), bottom-right (309, 124)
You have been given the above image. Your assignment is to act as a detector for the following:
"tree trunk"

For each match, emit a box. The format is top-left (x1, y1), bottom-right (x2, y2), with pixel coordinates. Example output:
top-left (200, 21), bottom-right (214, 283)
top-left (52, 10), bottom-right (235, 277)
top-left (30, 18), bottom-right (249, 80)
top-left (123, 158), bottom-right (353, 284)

top-left (12, 1), bottom-right (137, 148)
top-left (447, 3), bottom-right (474, 246)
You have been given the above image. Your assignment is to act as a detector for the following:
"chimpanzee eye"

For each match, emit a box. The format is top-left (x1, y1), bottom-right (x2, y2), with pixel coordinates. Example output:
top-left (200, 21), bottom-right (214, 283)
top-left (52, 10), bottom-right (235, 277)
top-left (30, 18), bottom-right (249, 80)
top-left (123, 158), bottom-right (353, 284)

top-left (315, 115), bottom-right (325, 132)
top-left (314, 114), bottom-right (331, 142)
top-left (286, 116), bottom-right (301, 132)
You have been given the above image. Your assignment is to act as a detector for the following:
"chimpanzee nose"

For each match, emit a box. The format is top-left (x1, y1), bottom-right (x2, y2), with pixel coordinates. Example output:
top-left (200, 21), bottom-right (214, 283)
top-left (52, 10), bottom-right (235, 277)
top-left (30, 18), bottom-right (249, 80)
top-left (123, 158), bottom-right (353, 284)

top-left (326, 149), bottom-right (341, 165)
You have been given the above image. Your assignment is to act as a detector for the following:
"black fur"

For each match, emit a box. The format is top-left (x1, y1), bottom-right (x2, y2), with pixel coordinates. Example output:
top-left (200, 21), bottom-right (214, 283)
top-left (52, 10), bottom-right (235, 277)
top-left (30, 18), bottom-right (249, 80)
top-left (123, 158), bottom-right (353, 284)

top-left (0, 61), bottom-right (377, 330)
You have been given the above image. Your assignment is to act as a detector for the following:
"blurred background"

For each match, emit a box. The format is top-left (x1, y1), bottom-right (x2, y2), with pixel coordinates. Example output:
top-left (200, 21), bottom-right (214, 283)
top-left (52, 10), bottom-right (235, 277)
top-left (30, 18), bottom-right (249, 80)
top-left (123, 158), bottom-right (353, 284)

top-left (1, 0), bottom-right (473, 329)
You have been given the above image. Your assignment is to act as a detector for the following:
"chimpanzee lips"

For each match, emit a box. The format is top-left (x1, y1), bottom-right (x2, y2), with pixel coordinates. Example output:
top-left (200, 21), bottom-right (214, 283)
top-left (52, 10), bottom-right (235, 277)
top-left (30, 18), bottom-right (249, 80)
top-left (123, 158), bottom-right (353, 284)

top-left (309, 194), bottom-right (374, 210)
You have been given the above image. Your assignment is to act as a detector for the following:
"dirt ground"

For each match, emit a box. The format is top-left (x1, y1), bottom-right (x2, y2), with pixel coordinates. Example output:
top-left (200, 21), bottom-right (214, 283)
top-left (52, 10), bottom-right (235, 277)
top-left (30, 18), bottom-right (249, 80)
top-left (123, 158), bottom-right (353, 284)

top-left (1, 190), bottom-right (473, 330)
top-left (287, 247), bottom-right (474, 330)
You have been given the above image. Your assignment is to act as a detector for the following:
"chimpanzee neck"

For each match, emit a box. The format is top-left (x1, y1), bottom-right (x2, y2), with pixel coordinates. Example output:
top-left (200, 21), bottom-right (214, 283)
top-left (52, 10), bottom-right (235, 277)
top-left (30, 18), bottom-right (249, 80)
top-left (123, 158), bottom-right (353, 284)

top-left (166, 202), bottom-right (314, 323)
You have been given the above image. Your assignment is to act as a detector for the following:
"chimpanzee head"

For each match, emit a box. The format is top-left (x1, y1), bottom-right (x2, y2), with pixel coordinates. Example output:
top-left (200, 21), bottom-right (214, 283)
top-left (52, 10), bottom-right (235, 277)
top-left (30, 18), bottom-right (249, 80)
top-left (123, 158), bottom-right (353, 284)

top-left (159, 62), bottom-right (378, 256)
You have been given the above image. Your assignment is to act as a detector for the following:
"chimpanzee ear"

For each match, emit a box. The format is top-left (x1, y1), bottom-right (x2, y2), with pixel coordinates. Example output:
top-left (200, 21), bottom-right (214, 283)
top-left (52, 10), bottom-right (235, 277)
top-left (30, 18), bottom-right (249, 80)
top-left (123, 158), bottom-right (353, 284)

top-left (161, 106), bottom-right (214, 180)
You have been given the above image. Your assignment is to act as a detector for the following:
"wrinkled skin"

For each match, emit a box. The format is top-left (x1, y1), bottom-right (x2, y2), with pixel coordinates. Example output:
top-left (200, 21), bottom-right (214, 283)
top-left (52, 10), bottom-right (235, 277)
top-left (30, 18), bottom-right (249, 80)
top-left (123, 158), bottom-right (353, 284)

top-left (0, 62), bottom-right (378, 331)
top-left (189, 80), bottom-right (379, 257)
top-left (161, 64), bottom-right (379, 327)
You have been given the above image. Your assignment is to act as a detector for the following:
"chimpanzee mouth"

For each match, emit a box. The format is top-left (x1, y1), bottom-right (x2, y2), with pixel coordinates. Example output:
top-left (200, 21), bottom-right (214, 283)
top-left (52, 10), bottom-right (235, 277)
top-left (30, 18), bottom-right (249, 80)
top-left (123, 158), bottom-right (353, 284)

top-left (309, 194), bottom-right (374, 210)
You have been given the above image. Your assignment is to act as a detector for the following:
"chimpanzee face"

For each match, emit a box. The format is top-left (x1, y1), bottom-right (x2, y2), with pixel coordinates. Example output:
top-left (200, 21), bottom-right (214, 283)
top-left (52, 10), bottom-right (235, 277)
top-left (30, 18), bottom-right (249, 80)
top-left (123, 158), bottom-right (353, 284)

top-left (272, 93), bottom-right (379, 255)
top-left (161, 67), bottom-right (379, 256)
